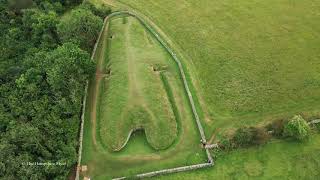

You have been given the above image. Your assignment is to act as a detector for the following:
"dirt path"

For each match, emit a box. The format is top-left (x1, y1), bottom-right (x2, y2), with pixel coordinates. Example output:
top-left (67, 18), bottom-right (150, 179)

top-left (90, 22), bottom-right (109, 148)
top-left (91, 73), bottom-right (101, 147)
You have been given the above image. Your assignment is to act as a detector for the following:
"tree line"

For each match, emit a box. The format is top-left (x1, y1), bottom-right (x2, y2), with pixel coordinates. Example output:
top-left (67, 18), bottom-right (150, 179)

top-left (218, 115), bottom-right (319, 152)
top-left (0, 0), bottom-right (110, 179)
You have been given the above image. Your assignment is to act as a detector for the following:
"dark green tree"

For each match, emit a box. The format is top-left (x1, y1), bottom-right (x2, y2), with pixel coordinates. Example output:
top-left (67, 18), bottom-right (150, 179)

top-left (8, 0), bottom-right (33, 12)
top-left (0, 1), bottom-right (98, 179)
top-left (57, 7), bottom-right (103, 52)
top-left (22, 8), bottom-right (59, 48)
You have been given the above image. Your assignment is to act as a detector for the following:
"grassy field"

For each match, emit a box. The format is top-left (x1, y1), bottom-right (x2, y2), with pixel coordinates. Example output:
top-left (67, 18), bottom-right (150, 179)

top-left (154, 134), bottom-right (320, 180)
top-left (118, 0), bottom-right (320, 135)
top-left (81, 15), bottom-right (207, 179)
top-left (80, 0), bottom-right (320, 179)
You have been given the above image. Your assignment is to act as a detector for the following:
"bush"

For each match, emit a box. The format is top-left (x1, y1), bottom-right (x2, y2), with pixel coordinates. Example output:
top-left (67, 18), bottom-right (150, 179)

top-left (267, 119), bottom-right (286, 137)
top-left (233, 126), bottom-right (269, 147)
top-left (233, 127), bottom-right (255, 147)
top-left (252, 127), bottom-right (270, 145)
top-left (283, 115), bottom-right (311, 141)
top-left (219, 136), bottom-right (233, 151)
top-left (315, 123), bottom-right (320, 132)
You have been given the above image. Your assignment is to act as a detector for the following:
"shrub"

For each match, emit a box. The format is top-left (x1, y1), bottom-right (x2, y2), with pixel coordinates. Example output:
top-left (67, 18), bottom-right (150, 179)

top-left (252, 127), bottom-right (270, 145)
top-left (219, 136), bottom-right (233, 151)
top-left (233, 127), bottom-right (255, 147)
top-left (232, 126), bottom-right (270, 147)
top-left (283, 115), bottom-right (311, 141)
top-left (267, 119), bottom-right (286, 137)
top-left (315, 123), bottom-right (320, 132)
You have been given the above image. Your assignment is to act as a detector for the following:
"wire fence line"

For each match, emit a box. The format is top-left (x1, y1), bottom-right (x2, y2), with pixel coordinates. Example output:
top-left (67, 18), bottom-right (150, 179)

top-left (76, 11), bottom-right (214, 180)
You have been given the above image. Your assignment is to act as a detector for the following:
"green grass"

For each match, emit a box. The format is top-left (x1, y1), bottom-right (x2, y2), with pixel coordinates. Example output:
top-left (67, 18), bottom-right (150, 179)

top-left (118, 0), bottom-right (320, 135)
top-left (103, 1), bottom-right (320, 179)
top-left (82, 0), bottom-right (320, 179)
top-left (154, 134), bottom-right (320, 180)
top-left (81, 15), bottom-right (207, 179)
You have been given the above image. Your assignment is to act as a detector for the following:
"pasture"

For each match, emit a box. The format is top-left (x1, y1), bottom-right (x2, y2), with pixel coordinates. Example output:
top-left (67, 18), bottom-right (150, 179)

top-left (155, 134), bottom-right (320, 179)
top-left (80, 0), bottom-right (320, 179)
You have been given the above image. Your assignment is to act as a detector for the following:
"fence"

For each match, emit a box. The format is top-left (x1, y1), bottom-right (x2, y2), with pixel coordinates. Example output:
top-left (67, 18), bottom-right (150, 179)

top-left (75, 82), bottom-right (88, 180)
top-left (75, 15), bottom-right (110, 180)
top-left (113, 163), bottom-right (213, 180)
top-left (76, 11), bottom-right (214, 180)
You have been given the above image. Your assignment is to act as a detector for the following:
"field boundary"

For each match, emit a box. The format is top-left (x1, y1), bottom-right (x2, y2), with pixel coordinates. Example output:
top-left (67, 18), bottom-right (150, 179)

top-left (114, 163), bottom-right (212, 180)
top-left (75, 16), bottom-right (109, 180)
top-left (76, 11), bottom-right (213, 180)
top-left (75, 82), bottom-right (88, 180)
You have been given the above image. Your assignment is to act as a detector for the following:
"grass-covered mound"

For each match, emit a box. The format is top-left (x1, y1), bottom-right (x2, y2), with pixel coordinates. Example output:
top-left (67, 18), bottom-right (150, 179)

top-left (99, 17), bottom-right (178, 151)
top-left (82, 13), bottom-right (207, 178)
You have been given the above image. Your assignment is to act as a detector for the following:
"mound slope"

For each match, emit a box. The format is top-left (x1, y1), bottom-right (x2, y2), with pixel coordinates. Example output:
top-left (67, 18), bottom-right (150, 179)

top-left (99, 17), bottom-right (177, 151)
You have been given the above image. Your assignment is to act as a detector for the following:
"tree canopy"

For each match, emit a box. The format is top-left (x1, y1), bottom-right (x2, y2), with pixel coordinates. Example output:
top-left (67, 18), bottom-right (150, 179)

top-left (57, 7), bottom-right (103, 52)
top-left (0, 1), bottom-right (106, 179)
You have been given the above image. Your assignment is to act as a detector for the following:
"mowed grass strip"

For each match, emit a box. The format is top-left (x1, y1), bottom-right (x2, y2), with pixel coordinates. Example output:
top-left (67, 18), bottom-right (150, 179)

top-left (119, 0), bottom-right (320, 132)
top-left (99, 16), bottom-right (177, 151)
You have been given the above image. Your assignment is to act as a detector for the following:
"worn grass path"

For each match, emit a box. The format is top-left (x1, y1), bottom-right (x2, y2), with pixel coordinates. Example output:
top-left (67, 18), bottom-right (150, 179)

top-left (91, 27), bottom-right (108, 148)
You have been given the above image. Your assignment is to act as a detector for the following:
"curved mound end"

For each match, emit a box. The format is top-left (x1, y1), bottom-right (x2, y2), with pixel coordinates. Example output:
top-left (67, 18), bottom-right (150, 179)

top-left (97, 16), bottom-right (179, 152)
top-left (104, 106), bottom-right (177, 151)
